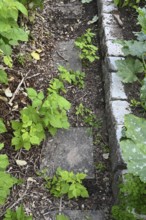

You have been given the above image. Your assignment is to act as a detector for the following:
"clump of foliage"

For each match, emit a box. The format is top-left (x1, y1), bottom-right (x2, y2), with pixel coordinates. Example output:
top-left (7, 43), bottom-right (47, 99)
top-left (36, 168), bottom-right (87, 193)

top-left (11, 66), bottom-right (85, 150)
top-left (11, 86), bottom-right (71, 150)
top-left (112, 174), bottom-right (146, 220)
top-left (4, 205), bottom-right (32, 220)
top-left (0, 118), bottom-right (7, 148)
top-left (120, 114), bottom-right (146, 183)
top-left (114, 8), bottom-right (146, 215)
top-left (0, 0), bottom-right (28, 84)
top-left (76, 103), bottom-right (101, 128)
top-left (45, 167), bottom-right (89, 199)
top-left (75, 29), bottom-right (99, 63)
top-left (0, 146), bottom-right (18, 205)
top-left (112, 114), bottom-right (146, 219)
top-left (95, 162), bottom-right (106, 171)
top-left (114, 0), bottom-right (143, 7)
top-left (115, 7), bottom-right (146, 111)
top-left (58, 66), bottom-right (85, 89)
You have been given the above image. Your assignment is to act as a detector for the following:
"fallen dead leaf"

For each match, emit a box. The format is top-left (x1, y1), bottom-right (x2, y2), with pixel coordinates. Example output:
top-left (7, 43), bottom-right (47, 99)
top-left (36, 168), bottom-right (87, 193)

top-left (16, 159), bottom-right (27, 166)
top-left (4, 88), bottom-right (13, 98)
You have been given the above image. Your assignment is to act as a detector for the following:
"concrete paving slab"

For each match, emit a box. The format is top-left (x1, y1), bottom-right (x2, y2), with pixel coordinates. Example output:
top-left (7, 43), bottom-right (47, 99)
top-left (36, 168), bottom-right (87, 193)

top-left (43, 210), bottom-right (105, 220)
top-left (40, 127), bottom-right (94, 179)
top-left (52, 4), bottom-right (82, 19)
top-left (53, 40), bottom-right (82, 71)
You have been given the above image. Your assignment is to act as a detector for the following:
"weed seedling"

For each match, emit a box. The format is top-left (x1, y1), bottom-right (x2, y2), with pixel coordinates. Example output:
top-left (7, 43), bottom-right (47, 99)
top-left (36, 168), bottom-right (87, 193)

top-left (75, 29), bottom-right (99, 63)
top-left (41, 168), bottom-right (89, 220)
top-left (76, 103), bottom-right (102, 128)
top-left (95, 162), bottom-right (106, 172)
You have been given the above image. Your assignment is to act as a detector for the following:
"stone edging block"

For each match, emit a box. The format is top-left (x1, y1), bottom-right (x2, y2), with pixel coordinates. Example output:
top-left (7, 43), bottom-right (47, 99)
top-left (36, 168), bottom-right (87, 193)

top-left (97, 0), bottom-right (131, 203)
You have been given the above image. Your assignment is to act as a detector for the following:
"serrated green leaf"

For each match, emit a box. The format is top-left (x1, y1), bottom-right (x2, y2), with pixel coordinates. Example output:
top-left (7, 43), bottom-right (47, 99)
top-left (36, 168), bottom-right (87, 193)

top-left (3, 56), bottom-right (13, 68)
top-left (11, 121), bottom-right (22, 130)
top-left (116, 58), bottom-right (144, 83)
top-left (140, 77), bottom-right (146, 107)
top-left (0, 154), bottom-right (9, 170)
top-left (0, 118), bottom-right (7, 133)
top-left (0, 143), bottom-right (4, 150)
top-left (137, 7), bottom-right (146, 34)
top-left (76, 173), bottom-right (87, 181)
top-left (38, 91), bottom-right (44, 100)
top-left (0, 40), bottom-right (12, 56)
top-left (56, 214), bottom-right (69, 220)
top-left (4, 205), bottom-right (32, 220)
top-left (80, 187), bottom-right (89, 198)
top-left (117, 40), bottom-right (146, 58)
top-left (2, 28), bottom-right (28, 45)
top-left (0, 152), bottom-right (18, 205)
top-left (0, 69), bottom-right (8, 84)
top-left (27, 88), bottom-right (37, 99)
top-left (121, 114), bottom-right (146, 183)
top-left (14, 2), bottom-right (28, 16)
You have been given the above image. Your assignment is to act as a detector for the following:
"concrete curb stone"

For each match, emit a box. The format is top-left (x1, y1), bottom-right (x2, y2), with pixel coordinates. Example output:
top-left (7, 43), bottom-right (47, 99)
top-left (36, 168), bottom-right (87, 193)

top-left (97, 0), bottom-right (130, 202)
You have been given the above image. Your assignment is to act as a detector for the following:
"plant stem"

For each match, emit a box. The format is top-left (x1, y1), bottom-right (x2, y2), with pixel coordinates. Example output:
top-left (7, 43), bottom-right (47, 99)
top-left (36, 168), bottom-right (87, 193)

top-left (59, 197), bottom-right (63, 214)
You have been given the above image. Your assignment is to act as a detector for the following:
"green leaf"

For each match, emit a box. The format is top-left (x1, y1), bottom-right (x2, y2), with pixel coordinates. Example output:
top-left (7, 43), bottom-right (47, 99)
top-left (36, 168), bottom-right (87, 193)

top-left (27, 88), bottom-right (38, 99)
top-left (1, 28), bottom-right (28, 45)
top-left (4, 205), bottom-right (32, 220)
top-left (0, 40), bottom-right (12, 56)
top-left (80, 187), bottom-right (89, 198)
top-left (140, 77), bottom-right (146, 107)
top-left (3, 56), bottom-right (13, 68)
top-left (0, 143), bottom-right (4, 150)
top-left (121, 114), bottom-right (146, 183)
top-left (0, 118), bottom-right (7, 133)
top-left (14, 2), bottom-right (28, 16)
top-left (0, 153), bottom-right (18, 205)
top-left (117, 40), bottom-right (146, 58)
top-left (116, 58), bottom-right (144, 83)
top-left (76, 173), bottom-right (87, 181)
top-left (56, 214), bottom-right (69, 220)
top-left (0, 69), bottom-right (8, 84)
top-left (0, 154), bottom-right (9, 170)
top-left (48, 168), bottom-right (88, 200)
top-left (38, 91), bottom-right (44, 100)
top-left (137, 7), bottom-right (146, 34)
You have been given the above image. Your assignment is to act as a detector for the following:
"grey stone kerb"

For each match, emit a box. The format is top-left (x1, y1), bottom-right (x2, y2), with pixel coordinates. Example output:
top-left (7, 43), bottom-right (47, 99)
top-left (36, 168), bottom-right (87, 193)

top-left (97, 0), bottom-right (131, 201)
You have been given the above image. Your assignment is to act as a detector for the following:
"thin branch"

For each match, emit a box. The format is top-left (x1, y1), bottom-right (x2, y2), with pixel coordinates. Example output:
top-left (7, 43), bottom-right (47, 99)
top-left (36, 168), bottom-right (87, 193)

top-left (8, 71), bottom-right (30, 106)
top-left (59, 197), bottom-right (63, 214)
top-left (26, 73), bottom-right (41, 79)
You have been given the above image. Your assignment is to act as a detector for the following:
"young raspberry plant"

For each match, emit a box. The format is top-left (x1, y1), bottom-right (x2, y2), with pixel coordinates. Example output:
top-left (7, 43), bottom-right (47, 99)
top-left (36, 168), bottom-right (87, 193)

top-left (75, 29), bottom-right (99, 63)
top-left (46, 167), bottom-right (89, 199)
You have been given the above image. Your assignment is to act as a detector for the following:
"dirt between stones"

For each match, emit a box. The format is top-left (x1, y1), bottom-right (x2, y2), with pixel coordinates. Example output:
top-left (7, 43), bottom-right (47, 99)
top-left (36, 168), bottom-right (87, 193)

top-left (0, 0), bottom-right (112, 219)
